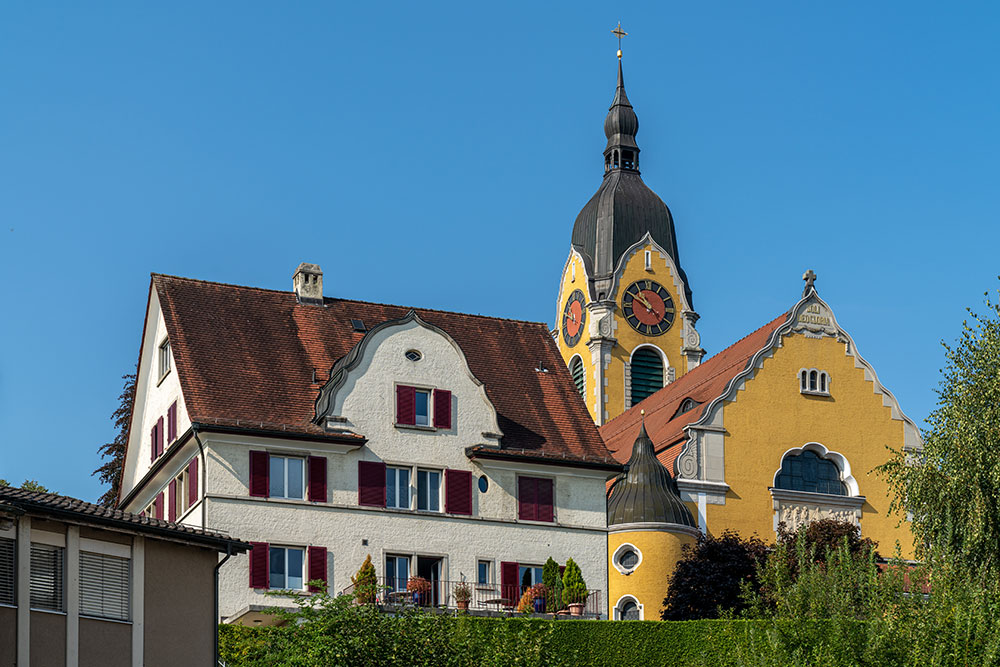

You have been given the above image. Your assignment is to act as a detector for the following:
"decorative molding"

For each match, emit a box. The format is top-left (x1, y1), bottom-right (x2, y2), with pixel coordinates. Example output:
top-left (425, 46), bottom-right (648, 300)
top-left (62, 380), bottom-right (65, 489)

top-left (676, 479), bottom-right (728, 505)
top-left (770, 488), bottom-right (866, 533)
top-left (608, 521), bottom-right (701, 538)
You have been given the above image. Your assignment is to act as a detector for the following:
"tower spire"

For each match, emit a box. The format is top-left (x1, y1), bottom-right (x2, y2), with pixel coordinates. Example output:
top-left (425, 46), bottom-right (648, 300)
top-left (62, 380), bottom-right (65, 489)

top-left (604, 25), bottom-right (639, 173)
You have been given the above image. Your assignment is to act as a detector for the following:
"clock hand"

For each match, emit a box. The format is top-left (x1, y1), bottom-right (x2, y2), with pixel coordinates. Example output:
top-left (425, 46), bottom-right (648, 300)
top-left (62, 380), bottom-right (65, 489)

top-left (634, 292), bottom-right (660, 316)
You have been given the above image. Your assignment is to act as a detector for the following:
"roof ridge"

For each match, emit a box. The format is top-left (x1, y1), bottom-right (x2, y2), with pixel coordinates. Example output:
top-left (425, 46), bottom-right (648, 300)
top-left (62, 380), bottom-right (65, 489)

top-left (600, 310), bottom-right (791, 440)
top-left (151, 273), bottom-right (550, 327)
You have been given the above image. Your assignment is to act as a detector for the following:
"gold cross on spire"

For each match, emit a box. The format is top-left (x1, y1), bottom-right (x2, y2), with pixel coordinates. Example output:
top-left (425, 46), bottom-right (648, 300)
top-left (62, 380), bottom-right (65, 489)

top-left (612, 22), bottom-right (627, 59)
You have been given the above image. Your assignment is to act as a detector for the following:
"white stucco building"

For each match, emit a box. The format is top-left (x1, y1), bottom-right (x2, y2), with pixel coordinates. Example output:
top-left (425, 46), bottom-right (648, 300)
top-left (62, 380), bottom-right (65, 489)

top-left (118, 264), bottom-right (621, 621)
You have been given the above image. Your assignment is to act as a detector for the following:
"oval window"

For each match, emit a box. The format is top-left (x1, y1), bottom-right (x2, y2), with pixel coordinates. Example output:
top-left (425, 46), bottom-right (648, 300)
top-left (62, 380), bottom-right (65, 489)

top-left (478, 476), bottom-right (489, 493)
top-left (404, 349), bottom-right (422, 362)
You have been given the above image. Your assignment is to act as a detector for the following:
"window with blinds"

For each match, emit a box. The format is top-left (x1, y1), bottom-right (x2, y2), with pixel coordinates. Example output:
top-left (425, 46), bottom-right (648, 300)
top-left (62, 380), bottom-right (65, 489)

top-left (630, 348), bottom-right (664, 405)
top-left (0, 537), bottom-right (14, 606)
top-left (570, 356), bottom-right (585, 397)
top-left (80, 551), bottom-right (130, 621)
top-left (30, 543), bottom-right (64, 611)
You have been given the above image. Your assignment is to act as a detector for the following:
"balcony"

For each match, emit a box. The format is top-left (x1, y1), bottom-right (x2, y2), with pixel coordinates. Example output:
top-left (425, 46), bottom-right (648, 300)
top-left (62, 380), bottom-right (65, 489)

top-left (340, 576), bottom-right (603, 618)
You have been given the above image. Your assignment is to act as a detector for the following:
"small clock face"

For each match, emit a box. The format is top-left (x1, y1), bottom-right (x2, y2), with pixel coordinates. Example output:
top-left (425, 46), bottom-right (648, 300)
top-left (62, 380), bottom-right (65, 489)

top-left (622, 280), bottom-right (675, 336)
top-left (562, 290), bottom-right (587, 346)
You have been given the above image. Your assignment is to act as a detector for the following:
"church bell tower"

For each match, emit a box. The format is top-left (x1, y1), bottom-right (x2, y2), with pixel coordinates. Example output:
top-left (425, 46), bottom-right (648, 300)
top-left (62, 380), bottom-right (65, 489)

top-left (555, 34), bottom-right (704, 425)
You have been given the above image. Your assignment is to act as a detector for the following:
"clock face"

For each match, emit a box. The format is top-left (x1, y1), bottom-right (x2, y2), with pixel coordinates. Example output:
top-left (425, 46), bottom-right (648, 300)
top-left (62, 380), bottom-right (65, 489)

top-left (562, 290), bottom-right (587, 346)
top-left (622, 280), bottom-right (675, 336)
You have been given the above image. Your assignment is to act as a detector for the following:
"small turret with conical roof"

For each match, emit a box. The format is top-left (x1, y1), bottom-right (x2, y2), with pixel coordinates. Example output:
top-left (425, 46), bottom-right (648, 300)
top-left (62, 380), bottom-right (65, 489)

top-left (606, 412), bottom-right (700, 620)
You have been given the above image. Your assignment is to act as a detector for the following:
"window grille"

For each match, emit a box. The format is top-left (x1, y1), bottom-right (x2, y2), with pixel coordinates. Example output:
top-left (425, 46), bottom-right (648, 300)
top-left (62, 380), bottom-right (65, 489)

top-left (620, 600), bottom-right (640, 620)
top-left (570, 357), bottom-right (585, 397)
top-left (618, 549), bottom-right (639, 569)
top-left (30, 543), bottom-right (64, 611)
top-left (775, 450), bottom-right (847, 495)
top-left (0, 537), bottom-right (14, 606)
top-left (630, 348), bottom-right (664, 405)
top-left (80, 551), bottom-right (130, 621)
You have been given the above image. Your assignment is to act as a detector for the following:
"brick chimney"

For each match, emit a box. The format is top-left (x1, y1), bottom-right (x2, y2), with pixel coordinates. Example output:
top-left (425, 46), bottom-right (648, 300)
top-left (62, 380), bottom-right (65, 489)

top-left (293, 263), bottom-right (323, 305)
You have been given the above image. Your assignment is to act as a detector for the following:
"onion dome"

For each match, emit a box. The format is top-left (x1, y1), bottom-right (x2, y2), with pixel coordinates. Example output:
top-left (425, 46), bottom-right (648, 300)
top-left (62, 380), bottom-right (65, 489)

top-left (571, 58), bottom-right (692, 305)
top-left (607, 420), bottom-right (696, 528)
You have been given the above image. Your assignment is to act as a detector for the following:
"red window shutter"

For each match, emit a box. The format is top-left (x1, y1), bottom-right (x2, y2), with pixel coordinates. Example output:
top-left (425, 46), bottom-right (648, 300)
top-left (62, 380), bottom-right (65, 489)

top-left (154, 493), bottom-right (163, 520)
top-left (167, 402), bottom-right (177, 442)
top-left (156, 417), bottom-right (164, 456)
top-left (308, 456), bottom-right (327, 503)
top-left (396, 385), bottom-right (416, 425)
top-left (518, 477), bottom-right (537, 521)
top-left (433, 389), bottom-right (452, 429)
top-left (150, 426), bottom-right (156, 463)
top-left (249, 451), bottom-right (269, 497)
top-left (500, 561), bottom-right (519, 605)
top-left (307, 546), bottom-right (327, 592)
top-left (537, 479), bottom-right (554, 523)
top-left (445, 469), bottom-right (472, 515)
top-left (249, 542), bottom-right (269, 589)
top-left (188, 458), bottom-right (199, 506)
top-left (358, 461), bottom-right (386, 507)
top-left (168, 480), bottom-right (177, 522)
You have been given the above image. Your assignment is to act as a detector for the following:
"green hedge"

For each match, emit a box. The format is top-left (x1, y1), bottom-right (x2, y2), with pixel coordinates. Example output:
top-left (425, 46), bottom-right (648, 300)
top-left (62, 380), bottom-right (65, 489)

top-left (219, 616), bottom-right (874, 667)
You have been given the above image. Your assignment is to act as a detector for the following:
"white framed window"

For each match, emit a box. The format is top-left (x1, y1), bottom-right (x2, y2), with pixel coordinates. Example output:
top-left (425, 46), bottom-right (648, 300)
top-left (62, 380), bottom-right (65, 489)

top-left (414, 390), bottom-right (431, 427)
top-left (385, 554), bottom-right (410, 592)
top-left (798, 368), bottom-right (831, 396)
top-left (0, 537), bottom-right (14, 606)
top-left (614, 594), bottom-right (643, 620)
top-left (477, 560), bottom-right (492, 587)
top-left (30, 543), bottom-right (65, 611)
top-left (416, 469), bottom-right (441, 512)
top-left (644, 250), bottom-right (652, 271)
top-left (386, 466), bottom-right (411, 510)
top-left (158, 338), bottom-right (171, 378)
top-left (173, 469), bottom-right (190, 518)
top-left (269, 456), bottom-right (305, 500)
top-left (80, 551), bottom-right (130, 621)
top-left (518, 564), bottom-right (544, 590)
top-left (269, 546), bottom-right (305, 590)
top-left (612, 543), bottom-right (643, 575)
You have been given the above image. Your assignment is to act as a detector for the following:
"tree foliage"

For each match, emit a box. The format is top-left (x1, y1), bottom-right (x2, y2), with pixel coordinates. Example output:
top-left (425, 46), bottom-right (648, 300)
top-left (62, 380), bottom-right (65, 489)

top-left (777, 518), bottom-right (879, 567)
top-left (351, 554), bottom-right (378, 604)
top-left (0, 479), bottom-right (49, 492)
top-left (561, 558), bottom-right (587, 605)
top-left (878, 287), bottom-right (1000, 582)
top-left (542, 557), bottom-right (562, 612)
top-left (92, 368), bottom-right (136, 507)
top-left (661, 530), bottom-right (768, 620)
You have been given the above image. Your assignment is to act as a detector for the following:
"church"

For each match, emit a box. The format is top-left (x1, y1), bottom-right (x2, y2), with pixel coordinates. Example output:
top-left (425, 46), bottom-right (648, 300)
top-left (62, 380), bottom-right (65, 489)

top-left (114, 38), bottom-right (921, 624)
top-left (557, 44), bottom-right (922, 619)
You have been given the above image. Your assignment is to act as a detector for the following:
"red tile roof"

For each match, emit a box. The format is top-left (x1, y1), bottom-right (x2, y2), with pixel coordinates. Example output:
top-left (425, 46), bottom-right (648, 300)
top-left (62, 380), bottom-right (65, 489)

top-left (600, 312), bottom-right (790, 472)
top-left (151, 275), bottom-right (618, 468)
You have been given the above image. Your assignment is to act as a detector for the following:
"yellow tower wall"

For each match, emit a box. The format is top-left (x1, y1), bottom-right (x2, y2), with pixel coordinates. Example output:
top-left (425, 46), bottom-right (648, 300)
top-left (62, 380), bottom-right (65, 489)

top-left (607, 527), bottom-right (697, 620)
top-left (555, 243), bottom-right (693, 424)
top-left (704, 333), bottom-right (914, 557)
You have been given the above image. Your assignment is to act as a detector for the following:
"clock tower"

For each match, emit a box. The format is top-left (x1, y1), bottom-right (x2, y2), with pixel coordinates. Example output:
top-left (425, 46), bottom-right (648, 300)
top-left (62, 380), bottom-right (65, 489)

top-left (555, 50), bottom-right (704, 425)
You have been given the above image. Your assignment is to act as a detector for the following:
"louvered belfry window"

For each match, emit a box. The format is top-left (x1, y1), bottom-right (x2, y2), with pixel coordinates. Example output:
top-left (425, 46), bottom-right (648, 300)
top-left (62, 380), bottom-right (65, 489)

top-left (630, 348), bottom-right (664, 405)
top-left (570, 357), bottom-right (585, 397)
top-left (80, 551), bottom-right (130, 621)
top-left (30, 543), bottom-right (64, 611)
top-left (0, 537), bottom-right (14, 605)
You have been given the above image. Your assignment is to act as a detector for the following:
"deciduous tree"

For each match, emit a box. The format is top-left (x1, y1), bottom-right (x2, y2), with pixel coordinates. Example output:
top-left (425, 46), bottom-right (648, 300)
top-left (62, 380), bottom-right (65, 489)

top-left (93, 369), bottom-right (136, 507)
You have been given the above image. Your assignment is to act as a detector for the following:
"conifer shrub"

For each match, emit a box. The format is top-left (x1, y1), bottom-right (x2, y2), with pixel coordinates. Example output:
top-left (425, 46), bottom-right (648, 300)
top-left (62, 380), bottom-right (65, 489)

top-left (561, 558), bottom-right (587, 606)
top-left (351, 554), bottom-right (377, 604)
top-left (542, 557), bottom-right (562, 612)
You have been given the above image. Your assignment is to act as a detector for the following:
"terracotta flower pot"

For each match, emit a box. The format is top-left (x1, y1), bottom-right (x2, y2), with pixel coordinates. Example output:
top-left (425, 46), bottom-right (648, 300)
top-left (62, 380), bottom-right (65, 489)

top-left (569, 603), bottom-right (585, 616)
top-left (457, 599), bottom-right (469, 611)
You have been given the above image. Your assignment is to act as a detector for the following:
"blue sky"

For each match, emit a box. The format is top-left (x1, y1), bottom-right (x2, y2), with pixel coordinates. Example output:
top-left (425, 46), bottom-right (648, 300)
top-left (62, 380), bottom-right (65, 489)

top-left (2, 2), bottom-right (998, 501)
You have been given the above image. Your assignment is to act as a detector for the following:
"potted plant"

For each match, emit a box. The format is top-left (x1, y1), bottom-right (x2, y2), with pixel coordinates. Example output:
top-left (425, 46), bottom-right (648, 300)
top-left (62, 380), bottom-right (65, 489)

top-left (530, 583), bottom-right (548, 613)
top-left (351, 554), bottom-right (378, 605)
top-left (453, 581), bottom-right (472, 611)
top-left (515, 587), bottom-right (536, 613)
top-left (407, 576), bottom-right (432, 606)
top-left (542, 558), bottom-right (561, 612)
top-left (561, 558), bottom-right (588, 616)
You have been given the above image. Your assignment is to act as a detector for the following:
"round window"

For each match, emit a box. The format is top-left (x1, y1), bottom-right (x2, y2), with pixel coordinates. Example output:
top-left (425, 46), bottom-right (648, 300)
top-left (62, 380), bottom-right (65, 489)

top-left (613, 544), bottom-right (642, 574)
top-left (618, 549), bottom-right (639, 569)
top-left (404, 349), bottom-right (422, 362)
top-left (478, 476), bottom-right (489, 493)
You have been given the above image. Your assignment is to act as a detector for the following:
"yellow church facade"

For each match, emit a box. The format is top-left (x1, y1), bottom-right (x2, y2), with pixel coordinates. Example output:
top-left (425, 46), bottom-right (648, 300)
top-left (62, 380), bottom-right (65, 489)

top-left (560, 49), bottom-right (921, 620)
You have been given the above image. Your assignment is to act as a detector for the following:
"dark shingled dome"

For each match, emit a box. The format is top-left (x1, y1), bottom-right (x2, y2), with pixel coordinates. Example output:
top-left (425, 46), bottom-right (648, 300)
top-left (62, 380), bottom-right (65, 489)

top-left (571, 58), bottom-right (692, 306)
top-left (607, 421), bottom-right (696, 528)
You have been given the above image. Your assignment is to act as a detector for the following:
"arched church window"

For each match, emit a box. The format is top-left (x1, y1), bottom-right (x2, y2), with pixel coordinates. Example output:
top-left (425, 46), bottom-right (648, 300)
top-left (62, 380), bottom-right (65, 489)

top-left (570, 356), bottom-right (585, 398)
top-left (622, 150), bottom-right (634, 169)
top-left (799, 369), bottom-right (831, 396)
top-left (775, 449), bottom-right (847, 496)
top-left (630, 348), bottom-right (664, 405)
top-left (809, 370), bottom-right (818, 391)
top-left (620, 600), bottom-right (640, 620)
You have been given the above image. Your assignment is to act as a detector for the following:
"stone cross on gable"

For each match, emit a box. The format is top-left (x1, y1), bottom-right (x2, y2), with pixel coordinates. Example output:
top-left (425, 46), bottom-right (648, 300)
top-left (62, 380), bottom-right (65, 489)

top-left (802, 269), bottom-right (817, 295)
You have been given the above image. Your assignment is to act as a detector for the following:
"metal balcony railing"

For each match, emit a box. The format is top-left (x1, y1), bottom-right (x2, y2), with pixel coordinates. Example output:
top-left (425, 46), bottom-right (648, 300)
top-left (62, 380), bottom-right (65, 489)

top-left (340, 576), bottom-right (602, 617)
